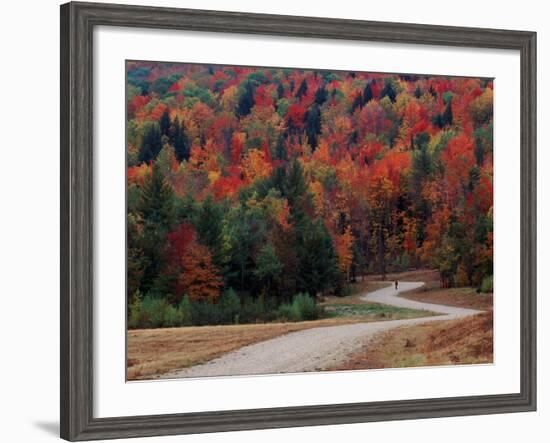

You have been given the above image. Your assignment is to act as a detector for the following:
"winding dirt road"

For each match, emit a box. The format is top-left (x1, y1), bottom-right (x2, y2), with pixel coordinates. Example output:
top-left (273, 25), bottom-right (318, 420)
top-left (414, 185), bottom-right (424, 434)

top-left (160, 282), bottom-right (482, 379)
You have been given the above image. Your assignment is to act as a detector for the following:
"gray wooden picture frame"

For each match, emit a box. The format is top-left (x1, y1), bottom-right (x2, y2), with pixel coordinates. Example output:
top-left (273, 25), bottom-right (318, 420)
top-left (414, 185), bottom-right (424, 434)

top-left (60, 1), bottom-right (537, 441)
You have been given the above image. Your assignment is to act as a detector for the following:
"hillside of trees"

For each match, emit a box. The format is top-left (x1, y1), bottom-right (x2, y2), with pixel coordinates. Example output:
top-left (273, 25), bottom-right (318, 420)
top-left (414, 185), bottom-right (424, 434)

top-left (126, 61), bottom-right (493, 326)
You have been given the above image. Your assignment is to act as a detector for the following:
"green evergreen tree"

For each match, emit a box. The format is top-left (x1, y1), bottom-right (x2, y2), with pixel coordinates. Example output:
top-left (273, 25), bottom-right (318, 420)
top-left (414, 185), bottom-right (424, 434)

top-left (137, 162), bottom-right (175, 228)
top-left (304, 104), bottom-right (321, 149)
top-left (274, 135), bottom-right (288, 161)
top-left (170, 116), bottom-right (190, 161)
top-left (442, 98), bottom-right (453, 126)
top-left (295, 79), bottom-right (308, 98)
top-left (409, 140), bottom-right (434, 245)
top-left (296, 217), bottom-right (339, 296)
top-left (362, 82), bottom-right (373, 105)
top-left (276, 82), bottom-right (284, 99)
top-left (282, 159), bottom-right (309, 219)
top-left (138, 122), bottom-right (162, 164)
top-left (193, 196), bottom-right (226, 269)
top-left (351, 93), bottom-right (363, 112)
top-left (225, 208), bottom-right (255, 290)
top-left (237, 81), bottom-right (255, 117)
top-left (159, 109), bottom-right (171, 136)
top-left (381, 79), bottom-right (397, 102)
top-left (254, 243), bottom-right (283, 297)
top-left (315, 85), bottom-right (328, 105)
top-left (136, 163), bottom-right (175, 293)
top-left (432, 113), bottom-right (444, 129)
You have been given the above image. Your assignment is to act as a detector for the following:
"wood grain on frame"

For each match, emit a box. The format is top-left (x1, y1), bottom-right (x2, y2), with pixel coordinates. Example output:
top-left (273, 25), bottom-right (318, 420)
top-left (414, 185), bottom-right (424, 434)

top-left (60, 2), bottom-right (536, 440)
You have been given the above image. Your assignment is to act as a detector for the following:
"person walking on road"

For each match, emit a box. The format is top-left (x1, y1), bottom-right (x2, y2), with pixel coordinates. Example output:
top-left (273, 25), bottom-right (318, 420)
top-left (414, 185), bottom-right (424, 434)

top-left (395, 280), bottom-right (398, 290)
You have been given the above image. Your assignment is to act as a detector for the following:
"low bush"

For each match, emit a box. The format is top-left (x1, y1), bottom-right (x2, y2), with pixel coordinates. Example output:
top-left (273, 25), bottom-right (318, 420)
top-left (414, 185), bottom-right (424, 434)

top-left (141, 296), bottom-right (170, 328)
top-left (276, 303), bottom-right (296, 321)
top-left (219, 288), bottom-right (241, 324)
top-left (277, 293), bottom-right (320, 322)
top-left (127, 289), bottom-right (323, 328)
top-left (292, 292), bottom-right (319, 320)
top-left (179, 295), bottom-right (192, 326)
top-left (127, 291), bottom-right (143, 329)
top-left (128, 293), bottom-right (193, 329)
top-left (163, 304), bottom-right (182, 327)
top-left (240, 297), bottom-right (266, 323)
top-left (191, 300), bottom-right (222, 326)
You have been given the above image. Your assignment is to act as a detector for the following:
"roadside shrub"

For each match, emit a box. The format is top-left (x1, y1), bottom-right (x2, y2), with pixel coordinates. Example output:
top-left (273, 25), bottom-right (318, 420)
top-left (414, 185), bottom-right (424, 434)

top-left (240, 297), bottom-right (265, 323)
top-left (128, 291), bottom-right (143, 329)
top-left (219, 288), bottom-right (241, 324)
top-left (128, 291), bottom-right (325, 328)
top-left (292, 292), bottom-right (319, 320)
top-left (481, 275), bottom-right (493, 293)
top-left (277, 293), bottom-right (320, 322)
top-left (163, 303), bottom-right (182, 327)
top-left (179, 295), bottom-right (192, 326)
top-left (191, 301), bottom-right (222, 326)
top-left (276, 303), bottom-right (295, 321)
top-left (262, 298), bottom-right (279, 322)
top-left (141, 296), bottom-right (169, 328)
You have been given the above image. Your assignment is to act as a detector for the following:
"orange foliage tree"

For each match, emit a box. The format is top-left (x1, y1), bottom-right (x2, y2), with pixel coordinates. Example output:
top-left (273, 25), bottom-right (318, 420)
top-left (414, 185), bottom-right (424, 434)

top-left (177, 242), bottom-right (222, 303)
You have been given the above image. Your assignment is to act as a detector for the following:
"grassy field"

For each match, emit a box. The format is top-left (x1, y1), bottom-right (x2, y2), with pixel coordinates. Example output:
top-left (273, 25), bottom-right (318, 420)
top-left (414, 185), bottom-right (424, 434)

top-left (127, 281), bottom-right (432, 380)
top-left (324, 302), bottom-right (435, 320)
top-left (330, 311), bottom-right (493, 371)
top-left (128, 270), bottom-right (492, 380)
top-left (401, 286), bottom-right (493, 310)
top-left (364, 269), bottom-right (441, 284)
top-left (128, 310), bottom-right (432, 380)
top-left (129, 320), bottom-right (339, 380)
top-left (364, 268), bottom-right (493, 311)
top-left (322, 280), bottom-right (387, 305)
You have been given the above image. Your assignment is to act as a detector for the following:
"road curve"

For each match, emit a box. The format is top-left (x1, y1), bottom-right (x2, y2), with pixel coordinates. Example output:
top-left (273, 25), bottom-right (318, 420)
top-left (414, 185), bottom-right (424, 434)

top-left (159, 282), bottom-right (482, 379)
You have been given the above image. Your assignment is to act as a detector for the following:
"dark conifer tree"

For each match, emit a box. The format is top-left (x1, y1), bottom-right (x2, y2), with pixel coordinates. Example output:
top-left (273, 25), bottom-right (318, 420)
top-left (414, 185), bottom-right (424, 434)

top-left (277, 82), bottom-right (284, 99)
top-left (159, 109), bottom-right (171, 136)
top-left (295, 79), bottom-right (308, 98)
top-left (170, 117), bottom-right (190, 162)
top-left (381, 79), bottom-right (397, 102)
top-left (362, 82), bottom-right (373, 105)
top-left (136, 163), bottom-right (175, 293)
top-left (315, 85), bottom-right (328, 105)
top-left (442, 98), bottom-right (453, 126)
top-left (237, 81), bottom-right (255, 117)
top-left (295, 218), bottom-right (339, 296)
top-left (274, 135), bottom-right (288, 161)
top-left (351, 93), bottom-right (363, 112)
top-left (304, 104), bottom-right (321, 150)
top-left (138, 122), bottom-right (162, 164)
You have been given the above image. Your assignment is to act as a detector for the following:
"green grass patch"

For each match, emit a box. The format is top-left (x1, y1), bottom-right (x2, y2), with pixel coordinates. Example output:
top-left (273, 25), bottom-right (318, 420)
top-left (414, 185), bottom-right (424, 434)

top-left (324, 302), bottom-right (436, 321)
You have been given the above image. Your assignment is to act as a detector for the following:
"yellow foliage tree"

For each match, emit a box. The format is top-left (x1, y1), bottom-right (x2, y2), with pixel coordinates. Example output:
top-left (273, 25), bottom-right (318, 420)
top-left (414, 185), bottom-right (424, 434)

top-left (242, 149), bottom-right (272, 182)
top-left (335, 226), bottom-right (355, 282)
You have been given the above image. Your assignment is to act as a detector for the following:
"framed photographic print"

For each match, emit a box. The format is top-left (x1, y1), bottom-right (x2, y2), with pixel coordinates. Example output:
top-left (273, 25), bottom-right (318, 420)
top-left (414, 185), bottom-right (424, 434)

top-left (60, 1), bottom-right (536, 441)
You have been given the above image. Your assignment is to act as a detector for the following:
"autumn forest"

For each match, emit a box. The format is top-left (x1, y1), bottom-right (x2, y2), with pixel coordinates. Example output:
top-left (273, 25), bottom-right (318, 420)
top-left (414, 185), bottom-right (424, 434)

top-left (126, 61), bottom-right (493, 330)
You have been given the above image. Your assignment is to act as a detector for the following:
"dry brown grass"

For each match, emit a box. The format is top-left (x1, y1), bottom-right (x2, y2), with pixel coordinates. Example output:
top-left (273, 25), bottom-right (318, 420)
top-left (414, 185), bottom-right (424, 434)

top-left (364, 269), bottom-right (440, 284)
top-left (329, 311), bottom-right (493, 371)
top-left (128, 270), bottom-right (491, 379)
top-left (322, 280), bottom-right (388, 305)
top-left (128, 316), bottom-right (392, 380)
top-left (402, 286), bottom-right (493, 310)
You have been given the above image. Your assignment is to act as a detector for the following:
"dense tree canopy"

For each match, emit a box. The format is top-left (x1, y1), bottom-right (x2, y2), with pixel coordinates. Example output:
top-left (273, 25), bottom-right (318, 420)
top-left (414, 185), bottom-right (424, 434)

top-left (127, 61), bottom-right (493, 308)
